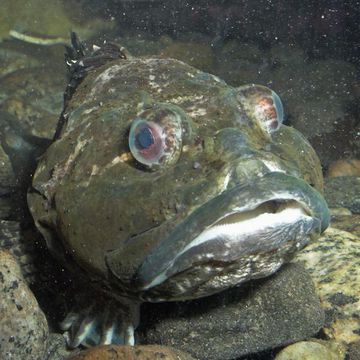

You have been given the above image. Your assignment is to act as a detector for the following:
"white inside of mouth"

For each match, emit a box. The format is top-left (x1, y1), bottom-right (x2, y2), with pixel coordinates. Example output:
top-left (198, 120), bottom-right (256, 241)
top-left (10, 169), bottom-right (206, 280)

top-left (181, 201), bottom-right (309, 252)
top-left (142, 201), bottom-right (310, 290)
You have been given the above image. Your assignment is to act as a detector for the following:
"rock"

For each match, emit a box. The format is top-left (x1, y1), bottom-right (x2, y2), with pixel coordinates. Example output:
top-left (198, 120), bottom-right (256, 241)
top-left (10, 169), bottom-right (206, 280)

top-left (0, 65), bottom-right (65, 141)
top-left (0, 144), bottom-right (15, 189)
top-left (295, 227), bottom-right (360, 343)
top-left (330, 208), bottom-right (353, 216)
top-left (0, 250), bottom-right (48, 360)
top-left (348, 341), bottom-right (360, 360)
top-left (67, 345), bottom-right (195, 360)
top-left (43, 333), bottom-right (73, 360)
top-left (327, 159), bottom-right (360, 178)
top-left (324, 176), bottom-right (360, 213)
top-left (142, 263), bottom-right (324, 360)
top-left (0, 206), bottom-right (38, 283)
top-left (274, 339), bottom-right (347, 360)
top-left (0, 56), bottom-right (65, 192)
top-left (329, 213), bottom-right (360, 238)
top-left (0, 144), bottom-right (16, 219)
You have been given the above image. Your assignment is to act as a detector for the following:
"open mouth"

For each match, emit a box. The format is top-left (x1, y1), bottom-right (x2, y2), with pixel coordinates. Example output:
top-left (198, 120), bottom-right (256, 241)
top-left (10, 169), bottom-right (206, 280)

top-left (179, 200), bottom-right (311, 254)
top-left (140, 199), bottom-right (316, 291)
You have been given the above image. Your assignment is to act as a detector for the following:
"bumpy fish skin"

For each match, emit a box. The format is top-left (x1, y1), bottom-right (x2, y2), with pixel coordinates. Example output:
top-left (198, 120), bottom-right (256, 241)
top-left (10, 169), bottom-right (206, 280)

top-left (27, 38), bottom-right (329, 346)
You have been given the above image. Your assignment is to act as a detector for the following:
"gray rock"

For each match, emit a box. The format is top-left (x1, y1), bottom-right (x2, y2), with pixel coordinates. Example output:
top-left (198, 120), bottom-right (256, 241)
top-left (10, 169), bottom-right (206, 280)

top-left (0, 250), bottom-right (49, 360)
top-left (0, 144), bottom-right (16, 219)
top-left (142, 263), bottom-right (324, 360)
top-left (0, 144), bottom-right (15, 189)
top-left (0, 219), bottom-right (38, 283)
top-left (43, 333), bottom-right (73, 360)
top-left (324, 176), bottom-right (360, 214)
top-left (348, 341), bottom-right (360, 360)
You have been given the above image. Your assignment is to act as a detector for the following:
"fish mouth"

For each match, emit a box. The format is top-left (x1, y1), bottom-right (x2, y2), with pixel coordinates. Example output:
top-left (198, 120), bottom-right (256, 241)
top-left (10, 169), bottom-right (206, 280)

top-left (140, 199), bottom-right (316, 292)
top-left (134, 172), bottom-right (329, 300)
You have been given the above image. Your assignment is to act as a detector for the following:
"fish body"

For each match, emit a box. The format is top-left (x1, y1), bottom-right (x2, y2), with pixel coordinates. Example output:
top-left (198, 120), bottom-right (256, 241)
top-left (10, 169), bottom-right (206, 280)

top-left (27, 38), bottom-right (329, 346)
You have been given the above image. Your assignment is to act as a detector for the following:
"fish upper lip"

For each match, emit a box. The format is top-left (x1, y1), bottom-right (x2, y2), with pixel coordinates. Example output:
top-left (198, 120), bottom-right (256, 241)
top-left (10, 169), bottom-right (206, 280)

top-left (136, 172), bottom-right (330, 291)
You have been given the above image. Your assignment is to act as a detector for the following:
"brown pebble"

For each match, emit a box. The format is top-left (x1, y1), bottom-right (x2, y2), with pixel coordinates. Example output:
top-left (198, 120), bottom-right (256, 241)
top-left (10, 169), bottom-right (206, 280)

top-left (67, 344), bottom-right (195, 360)
top-left (327, 159), bottom-right (360, 177)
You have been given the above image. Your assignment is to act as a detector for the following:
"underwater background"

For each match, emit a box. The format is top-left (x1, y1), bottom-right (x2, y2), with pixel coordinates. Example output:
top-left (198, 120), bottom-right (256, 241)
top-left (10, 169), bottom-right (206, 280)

top-left (1, 0), bottom-right (359, 168)
top-left (0, 1), bottom-right (359, 359)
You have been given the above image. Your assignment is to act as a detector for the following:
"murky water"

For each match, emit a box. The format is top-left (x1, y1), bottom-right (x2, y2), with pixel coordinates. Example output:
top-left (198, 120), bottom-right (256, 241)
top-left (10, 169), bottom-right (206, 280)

top-left (0, 0), bottom-right (360, 360)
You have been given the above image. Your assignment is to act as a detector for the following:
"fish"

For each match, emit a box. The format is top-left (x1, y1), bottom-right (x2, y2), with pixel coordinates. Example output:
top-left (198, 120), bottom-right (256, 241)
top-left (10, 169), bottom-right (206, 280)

top-left (28, 34), bottom-right (329, 347)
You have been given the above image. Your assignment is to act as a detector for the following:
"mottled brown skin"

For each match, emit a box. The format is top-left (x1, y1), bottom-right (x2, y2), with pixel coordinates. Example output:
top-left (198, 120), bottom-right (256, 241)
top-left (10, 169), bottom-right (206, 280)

top-left (27, 48), bottom-right (329, 346)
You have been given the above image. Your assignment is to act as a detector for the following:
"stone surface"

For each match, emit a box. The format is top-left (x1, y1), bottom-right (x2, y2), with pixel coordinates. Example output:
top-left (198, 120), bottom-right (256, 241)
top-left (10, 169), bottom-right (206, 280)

top-left (328, 159), bottom-right (360, 178)
top-left (347, 341), bottom-right (360, 360)
top-left (0, 250), bottom-right (48, 360)
top-left (43, 333), bottom-right (73, 360)
top-left (67, 345), bottom-right (195, 360)
top-left (0, 144), bottom-right (15, 189)
top-left (0, 65), bottom-right (65, 141)
top-left (0, 144), bottom-right (16, 219)
top-left (142, 263), bottom-right (324, 360)
top-left (324, 176), bottom-right (360, 214)
top-left (274, 339), bottom-right (347, 360)
top-left (330, 213), bottom-right (360, 238)
top-left (295, 227), bottom-right (360, 343)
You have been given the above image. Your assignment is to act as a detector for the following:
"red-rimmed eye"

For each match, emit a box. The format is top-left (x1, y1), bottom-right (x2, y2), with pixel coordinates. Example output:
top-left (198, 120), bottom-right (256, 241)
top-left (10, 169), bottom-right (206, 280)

top-left (129, 119), bottom-right (164, 166)
top-left (254, 89), bottom-right (283, 132)
top-left (237, 85), bottom-right (284, 134)
top-left (128, 107), bottom-right (183, 169)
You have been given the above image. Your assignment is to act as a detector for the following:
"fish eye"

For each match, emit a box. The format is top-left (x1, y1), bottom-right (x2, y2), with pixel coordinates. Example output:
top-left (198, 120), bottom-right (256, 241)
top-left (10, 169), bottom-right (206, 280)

top-left (129, 106), bottom-right (183, 169)
top-left (237, 85), bottom-right (284, 134)
top-left (255, 89), bottom-right (284, 132)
